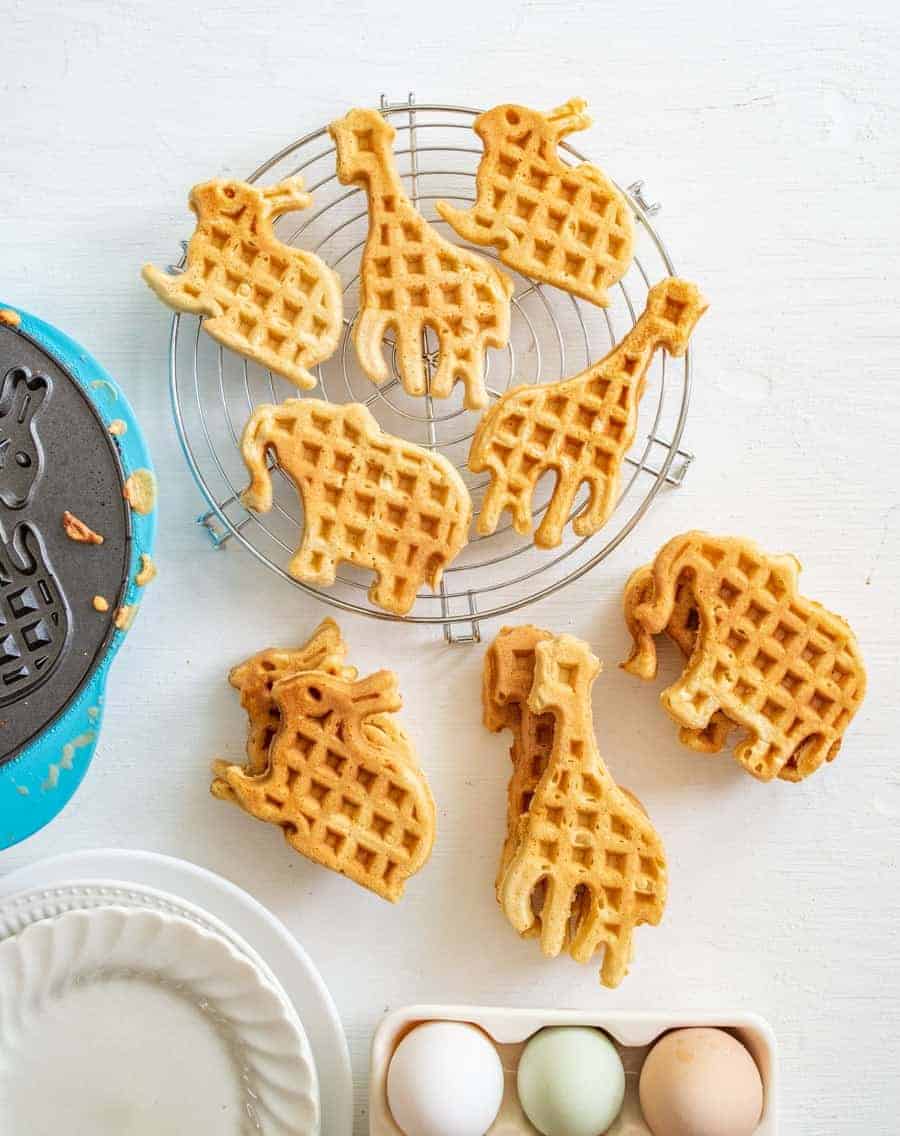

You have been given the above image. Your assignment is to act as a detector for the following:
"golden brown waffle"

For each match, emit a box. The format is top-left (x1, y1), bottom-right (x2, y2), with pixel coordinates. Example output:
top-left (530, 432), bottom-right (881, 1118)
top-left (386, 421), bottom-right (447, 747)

top-left (436, 99), bottom-right (634, 308)
top-left (329, 108), bottom-right (513, 411)
top-left (240, 399), bottom-right (472, 616)
top-left (142, 177), bottom-right (342, 390)
top-left (470, 278), bottom-right (707, 549)
top-left (622, 533), bottom-right (867, 781)
top-left (228, 618), bottom-right (358, 775)
top-left (497, 634), bottom-right (667, 988)
top-left (483, 624), bottom-right (555, 890)
top-left (623, 565), bottom-right (733, 755)
top-left (212, 669), bottom-right (435, 902)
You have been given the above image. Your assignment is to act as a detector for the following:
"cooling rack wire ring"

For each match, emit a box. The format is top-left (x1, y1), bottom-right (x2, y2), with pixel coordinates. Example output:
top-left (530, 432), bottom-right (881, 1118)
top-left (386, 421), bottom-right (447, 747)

top-left (168, 93), bottom-right (695, 642)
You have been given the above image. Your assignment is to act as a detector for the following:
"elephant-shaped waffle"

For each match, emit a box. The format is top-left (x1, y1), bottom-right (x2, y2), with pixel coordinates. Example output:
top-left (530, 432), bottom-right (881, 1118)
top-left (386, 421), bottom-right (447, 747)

top-left (622, 532), bottom-right (867, 782)
top-left (240, 398), bottom-right (472, 616)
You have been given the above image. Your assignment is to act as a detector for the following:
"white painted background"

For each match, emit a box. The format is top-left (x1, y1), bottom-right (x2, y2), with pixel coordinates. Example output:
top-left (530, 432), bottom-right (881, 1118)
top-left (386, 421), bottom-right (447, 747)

top-left (2, 1), bottom-right (899, 1131)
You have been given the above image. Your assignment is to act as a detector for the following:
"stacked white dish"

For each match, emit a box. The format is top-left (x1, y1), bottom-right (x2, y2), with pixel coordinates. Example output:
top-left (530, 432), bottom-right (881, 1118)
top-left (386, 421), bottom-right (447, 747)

top-left (0, 849), bottom-right (353, 1136)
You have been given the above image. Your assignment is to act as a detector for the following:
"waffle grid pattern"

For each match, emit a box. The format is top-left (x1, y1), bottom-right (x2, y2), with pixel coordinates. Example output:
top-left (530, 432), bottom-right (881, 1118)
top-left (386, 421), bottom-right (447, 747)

top-left (627, 535), bottom-right (867, 781)
top-left (437, 100), bottom-right (633, 307)
top-left (240, 401), bottom-right (471, 616)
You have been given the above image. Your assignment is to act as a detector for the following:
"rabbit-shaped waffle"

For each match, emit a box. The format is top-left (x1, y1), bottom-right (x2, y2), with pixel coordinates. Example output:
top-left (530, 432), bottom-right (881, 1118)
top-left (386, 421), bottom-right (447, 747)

top-left (142, 177), bottom-right (342, 390)
top-left (330, 108), bottom-right (513, 411)
top-left (622, 533), bottom-right (867, 782)
top-left (497, 633), bottom-right (667, 988)
top-left (470, 278), bottom-right (707, 549)
top-left (437, 99), bottom-right (634, 308)
top-left (212, 668), bottom-right (435, 901)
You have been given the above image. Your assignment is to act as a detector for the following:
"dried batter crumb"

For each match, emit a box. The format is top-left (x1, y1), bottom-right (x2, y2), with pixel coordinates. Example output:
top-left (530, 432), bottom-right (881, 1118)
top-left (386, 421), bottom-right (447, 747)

top-left (0, 308), bottom-right (21, 327)
top-left (135, 553), bottom-right (157, 587)
top-left (108, 418), bottom-right (128, 436)
top-left (93, 595), bottom-right (110, 612)
top-left (63, 510), bottom-right (104, 545)
top-left (114, 604), bottom-right (138, 631)
top-left (123, 468), bottom-right (157, 515)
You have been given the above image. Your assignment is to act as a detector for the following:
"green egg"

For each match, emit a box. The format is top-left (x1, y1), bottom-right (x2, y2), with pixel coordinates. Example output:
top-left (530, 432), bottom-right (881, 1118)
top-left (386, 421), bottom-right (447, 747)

top-left (517, 1026), bottom-right (625, 1136)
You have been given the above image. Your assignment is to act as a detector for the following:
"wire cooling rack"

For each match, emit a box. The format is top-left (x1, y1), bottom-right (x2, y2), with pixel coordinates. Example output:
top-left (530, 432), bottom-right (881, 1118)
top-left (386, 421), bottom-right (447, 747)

top-left (168, 94), bottom-right (695, 641)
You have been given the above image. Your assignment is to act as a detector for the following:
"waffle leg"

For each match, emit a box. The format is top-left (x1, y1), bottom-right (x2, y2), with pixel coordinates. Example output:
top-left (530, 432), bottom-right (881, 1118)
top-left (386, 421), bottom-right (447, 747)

top-left (395, 320), bottom-right (428, 397)
top-left (572, 474), bottom-right (615, 539)
top-left (354, 308), bottom-right (392, 384)
top-left (662, 674), bottom-right (719, 731)
top-left (534, 471), bottom-right (581, 549)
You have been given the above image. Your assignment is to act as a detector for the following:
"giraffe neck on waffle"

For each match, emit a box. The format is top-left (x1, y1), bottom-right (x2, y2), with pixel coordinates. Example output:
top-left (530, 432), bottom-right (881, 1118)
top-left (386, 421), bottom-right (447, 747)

top-left (589, 311), bottom-right (670, 401)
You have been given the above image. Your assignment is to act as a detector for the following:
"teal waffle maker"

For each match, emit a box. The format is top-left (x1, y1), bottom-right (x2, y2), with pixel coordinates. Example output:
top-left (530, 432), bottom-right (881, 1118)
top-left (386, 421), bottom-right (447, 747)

top-left (0, 304), bottom-right (156, 848)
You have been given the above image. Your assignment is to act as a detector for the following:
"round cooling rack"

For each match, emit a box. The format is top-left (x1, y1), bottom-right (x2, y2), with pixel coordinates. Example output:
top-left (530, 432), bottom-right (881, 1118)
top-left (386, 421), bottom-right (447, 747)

top-left (168, 94), bottom-right (695, 640)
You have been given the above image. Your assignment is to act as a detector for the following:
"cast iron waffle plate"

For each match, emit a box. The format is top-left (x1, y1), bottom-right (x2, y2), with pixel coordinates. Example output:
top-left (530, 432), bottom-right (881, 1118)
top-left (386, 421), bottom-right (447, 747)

top-left (0, 326), bottom-right (131, 760)
top-left (0, 305), bottom-right (156, 848)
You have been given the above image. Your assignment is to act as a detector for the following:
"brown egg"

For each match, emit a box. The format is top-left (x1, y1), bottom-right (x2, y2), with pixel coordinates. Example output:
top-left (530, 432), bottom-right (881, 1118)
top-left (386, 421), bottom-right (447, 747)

top-left (639, 1028), bottom-right (764, 1136)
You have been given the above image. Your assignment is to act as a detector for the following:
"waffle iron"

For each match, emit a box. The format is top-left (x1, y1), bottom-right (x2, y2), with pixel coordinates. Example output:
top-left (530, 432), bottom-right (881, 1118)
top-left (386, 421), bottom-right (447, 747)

top-left (0, 304), bottom-right (156, 848)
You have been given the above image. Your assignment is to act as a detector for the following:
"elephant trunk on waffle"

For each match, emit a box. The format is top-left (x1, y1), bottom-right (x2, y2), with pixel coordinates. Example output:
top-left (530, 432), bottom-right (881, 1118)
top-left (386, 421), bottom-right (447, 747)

top-left (469, 277), bottom-right (707, 550)
top-left (622, 532), bottom-right (867, 782)
top-left (493, 632), bottom-right (667, 988)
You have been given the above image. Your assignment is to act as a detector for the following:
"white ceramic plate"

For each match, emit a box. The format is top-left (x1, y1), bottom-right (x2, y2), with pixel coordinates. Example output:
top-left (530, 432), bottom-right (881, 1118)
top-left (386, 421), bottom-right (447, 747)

top-left (0, 850), bottom-right (352, 1135)
top-left (0, 906), bottom-right (320, 1136)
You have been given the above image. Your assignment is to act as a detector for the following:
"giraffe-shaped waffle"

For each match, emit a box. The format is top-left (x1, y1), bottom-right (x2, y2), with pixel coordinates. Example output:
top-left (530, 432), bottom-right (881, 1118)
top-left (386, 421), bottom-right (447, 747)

top-left (212, 668), bottom-right (436, 902)
top-left (497, 633), bottom-right (667, 988)
top-left (142, 176), bottom-right (342, 390)
top-left (329, 107), bottom-right (514, 411)
top-left (469, 277), bottom-right (707, 549)
top-left (436, 99), bottom-right (634, 308)
top-left (622, 532), bottom-right (867, 782)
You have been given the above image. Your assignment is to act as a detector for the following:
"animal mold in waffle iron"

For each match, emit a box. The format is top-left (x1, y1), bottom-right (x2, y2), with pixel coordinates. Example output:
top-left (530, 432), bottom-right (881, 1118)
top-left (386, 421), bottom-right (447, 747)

top-left (437, 99), bottom-right (634, 308)
top-left (622, 532), bottom-right (867, 782)
top-left (0, 365), bottom-right (68, 708)
top-left (142, 176), bottom-right (343, 390)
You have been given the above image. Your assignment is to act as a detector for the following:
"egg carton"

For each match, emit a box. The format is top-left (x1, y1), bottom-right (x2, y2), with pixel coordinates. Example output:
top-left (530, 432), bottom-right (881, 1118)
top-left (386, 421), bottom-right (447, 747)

top-left (369, 1005), bottom-right (778, 1135)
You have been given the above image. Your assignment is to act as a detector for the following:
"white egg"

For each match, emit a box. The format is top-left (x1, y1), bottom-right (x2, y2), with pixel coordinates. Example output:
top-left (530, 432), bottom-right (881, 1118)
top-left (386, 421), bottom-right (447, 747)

top-left (517, 1027), bottom-right (625, 1136)
top-left (387, 1021), bottom-right (505, 1136)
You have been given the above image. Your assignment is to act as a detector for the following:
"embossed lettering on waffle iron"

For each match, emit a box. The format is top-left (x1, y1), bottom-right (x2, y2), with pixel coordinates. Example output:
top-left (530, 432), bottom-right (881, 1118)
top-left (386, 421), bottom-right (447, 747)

top-left (212, 669), bottom-right (436, 902)
top-left (0, 325), bottom-right (130, 764)
top-left (470, 278), bottom-right (707, 549)
top-left (142, 177), bottom-right (342, 391)
top-left (622, 532), bottom-right (867, 782)
top-left (498, 634), bottom-right (667, 988)
top-left (436, 99), bottom-right (634, 308)
top-left (330, 107), bottom-right (514, 411)
top-left (239, 399), bottom-right (472, 616)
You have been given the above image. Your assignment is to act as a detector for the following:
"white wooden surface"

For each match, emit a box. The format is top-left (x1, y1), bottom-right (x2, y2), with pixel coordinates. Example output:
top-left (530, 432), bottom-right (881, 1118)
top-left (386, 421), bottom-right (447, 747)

top-left (2, 2), bottom-right (899, 1131)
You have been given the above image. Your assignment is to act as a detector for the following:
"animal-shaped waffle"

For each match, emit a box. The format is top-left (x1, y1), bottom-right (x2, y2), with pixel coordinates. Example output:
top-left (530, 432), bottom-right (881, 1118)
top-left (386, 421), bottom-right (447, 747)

top-left (623, 565), bottom-right (733, 755)
top-left (436, 99), bottom-right (634, 308)
top-left (0, 521), bottom-right (69, 708)
top-left (329, 107), bottom-right (514, 411)
top-left (142, 176), bottom-right (342, 390)
top-left (622, 533), bottom-right (867, 782)
top-left (228, 618), bottom-right (358, 775)
top-left (496, 633), bottom-right (667, 988)
top-left (0, 365), bottom-right (49, 510)
top-left (212, 668), bottom-right (436, 902)
top-left (240, 399), bottom-right (472, 616)
top-left (483, 623), bottom-right (555, 892)
top-left (470, 277), bottom-right (707, 549)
